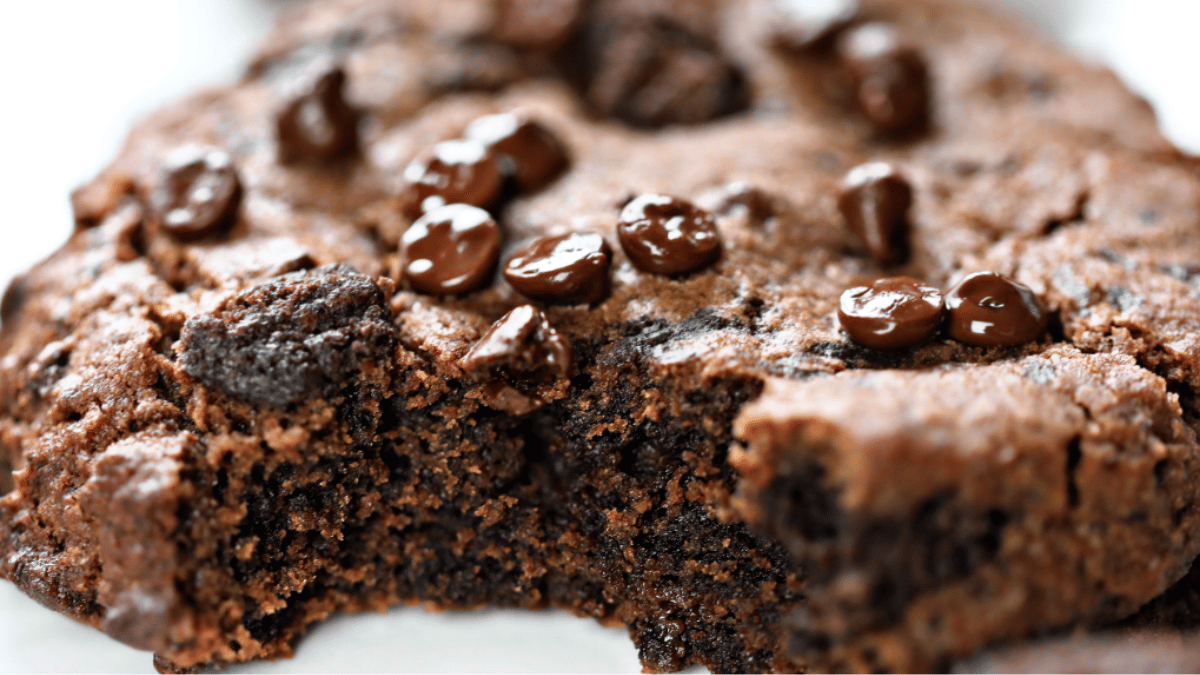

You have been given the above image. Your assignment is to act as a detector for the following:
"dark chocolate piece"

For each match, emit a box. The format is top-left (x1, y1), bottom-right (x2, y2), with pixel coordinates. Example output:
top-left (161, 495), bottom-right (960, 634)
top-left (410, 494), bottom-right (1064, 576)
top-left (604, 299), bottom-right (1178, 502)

top-left (617, 194), bottom-right (721, 275)
top-left (147, 145), bottom-right (241, 241)
top-left (838, 161), bottom-right (913, 265)
top-left (400, 140), bottom-right (503, 218)
top-left (504, 232), bottom-right (612, 304)
top-left (714, 181), bottom-right (777, 224)
top-left (178, 266), bottom-right (396, 408)
top-left (466, 112), bottom-right (569, 192)
top-left (838, 276), bottom-right (944, 350)
top-left (839, 23), bottom-right (931, 136)
top-left (276, 65), bottom-right (359, 164)
top-left (575, 16), bottom-right (748, 128)
top-left (399, 204), bottom-right (502, 295)
top-left (945, 272), bottom-right (1048, 347)
top-left (460, 304), bottom-right (572, 414)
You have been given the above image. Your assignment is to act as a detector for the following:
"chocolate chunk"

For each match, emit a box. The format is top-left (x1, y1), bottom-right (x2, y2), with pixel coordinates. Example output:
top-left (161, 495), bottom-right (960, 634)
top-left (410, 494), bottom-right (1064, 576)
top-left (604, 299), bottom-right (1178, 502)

top-left (945, 272), bottom-right (1048, 347)
top-left (838, 162), bottom-right (913, 265)
top-left (147, 145), bottom-right (242, 242)
top-left (838, 276), bottom-right (944, 350)
top-left (465, 112), bottom-right (569, 192)
top-left (491, 0), bottom-right (583, 51)
top-left (714, 181), bottom-right (777, 223)
top-left (504, 232), bottom-right (612, 304)
top-left (838, 23), bottom-right (931, 136)
top-left (771, 0), bottom-right (859, 53)
top-left (178, 265), bottom-right (396, 408)
top-left (276, 65), bottom-right (359, 164)
top-left (400, 204), bottom-right (501, 295)
top-left (576, 18), bottom-right (748, 128)
top-left (460, 305), bottom-right (572, 414)
top-left (400, 140), bottom-right (503, 218)
top-left (618, 194), bottom-right (721, 275)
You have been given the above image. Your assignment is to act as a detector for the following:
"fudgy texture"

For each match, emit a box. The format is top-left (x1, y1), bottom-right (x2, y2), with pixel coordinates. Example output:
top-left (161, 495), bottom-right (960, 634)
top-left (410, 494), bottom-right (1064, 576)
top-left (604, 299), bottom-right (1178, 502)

top-left (4, 0), bottom-right (1200, 672)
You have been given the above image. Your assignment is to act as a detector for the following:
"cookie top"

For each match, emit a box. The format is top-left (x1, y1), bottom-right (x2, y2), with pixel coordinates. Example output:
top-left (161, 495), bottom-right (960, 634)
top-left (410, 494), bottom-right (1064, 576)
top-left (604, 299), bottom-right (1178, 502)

top-left (7, 0), bottom-right (1194, 393)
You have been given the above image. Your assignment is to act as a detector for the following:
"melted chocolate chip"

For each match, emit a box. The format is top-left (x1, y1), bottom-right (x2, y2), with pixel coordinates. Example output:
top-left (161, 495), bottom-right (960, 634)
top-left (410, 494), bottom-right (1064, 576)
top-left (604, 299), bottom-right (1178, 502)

top-left (276, 65), bottom-right (359, 164)
top-left (838, 277), bottom-right (944, 351)
top-left (401, 140), bottom-right (503, 218)
top-left (771, 0), bottom-right (859, 53)
top-left (505, 233), bottom-right (612, 304)
top-left (147, 145), bottom-right (241, 241)
top-left (838, 162), bottom-right (913, 265)
top-left (715, 182), bottom-right (777, 224)
top-left (575, 18), bottom-right (748, 128)
top-left (945, 272), bottom-right (1048, 347)
top-left (460, 305), bottom-right (572, 414)
top-left (466, 112), bottom-right (569, 193)
top-left (618, 195), bottom-right (721, 275)
top-left (400, 204), bottom-right (501, 295)
top-left (838, 23), bottom-right (930, 136)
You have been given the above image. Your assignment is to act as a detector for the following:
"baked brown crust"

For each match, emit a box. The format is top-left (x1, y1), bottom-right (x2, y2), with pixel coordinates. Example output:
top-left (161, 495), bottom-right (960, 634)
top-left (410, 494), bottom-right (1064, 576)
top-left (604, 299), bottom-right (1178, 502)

top-left (2, 0), bottom-right (1200, 672)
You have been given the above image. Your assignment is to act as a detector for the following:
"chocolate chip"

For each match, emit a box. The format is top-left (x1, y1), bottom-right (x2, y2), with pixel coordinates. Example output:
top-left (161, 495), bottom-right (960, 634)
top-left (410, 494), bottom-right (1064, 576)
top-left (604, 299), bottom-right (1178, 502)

top-left (276, 65), bottom-right (359, 164)
top-left (618, 194), bottom-right (721, 275)
top-left (147, 145), bottom-right (241, 242)
top-left (838, 23), bottom-right (930, 136)
top-left (945, 272), bottom-right (1048, 347)
top-left (400, 204), bottom-right (501, 295)
top-left (401, 140), bottom-right (503, 218)
top-left (838, 162), bottom-right (913, 265)
top-left (505, 232), bottom-right (612, 304)
top-left (838, 277), bottom-right (944, 351)
top-left (575, 18), bottom-right (748, 128)
top-left (715, 182), bottom-right (777, 223)
top-left (466, 112), bottom-right (569, 193)
top-left (771, 0), bottom-right (859, 53)
top-left (460, 305), bottom-right (572, 414)
top-left (178, 265), bottom-right (396, 408)
top-left (491, 0), bottom-right (583, 51)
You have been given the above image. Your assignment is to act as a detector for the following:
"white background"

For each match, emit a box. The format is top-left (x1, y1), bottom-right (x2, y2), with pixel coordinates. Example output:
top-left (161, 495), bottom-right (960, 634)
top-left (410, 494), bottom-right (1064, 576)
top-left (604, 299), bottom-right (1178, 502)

top-left (2, 1), bottom-right (1200, 672)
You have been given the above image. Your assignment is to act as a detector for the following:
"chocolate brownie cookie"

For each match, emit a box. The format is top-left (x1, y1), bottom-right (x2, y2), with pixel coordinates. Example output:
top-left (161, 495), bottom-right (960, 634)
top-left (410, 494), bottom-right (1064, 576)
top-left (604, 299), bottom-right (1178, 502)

top-left (3, 0), bottom-right (1200, 672)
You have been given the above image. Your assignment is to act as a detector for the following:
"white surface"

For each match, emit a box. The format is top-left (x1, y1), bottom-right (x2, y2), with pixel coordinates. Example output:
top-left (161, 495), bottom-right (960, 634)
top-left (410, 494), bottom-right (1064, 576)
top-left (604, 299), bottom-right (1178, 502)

top-left (1, 1), bottom-right (1199, 672)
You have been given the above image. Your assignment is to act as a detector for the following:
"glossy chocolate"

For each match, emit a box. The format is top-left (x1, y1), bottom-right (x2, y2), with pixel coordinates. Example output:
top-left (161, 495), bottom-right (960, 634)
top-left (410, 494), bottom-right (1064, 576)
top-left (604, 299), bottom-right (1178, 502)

top-left (617, 195), bottom-right (721, 275)
top-left (505, 233), bottom-right (612, 304)
top-left (459, 305), bottom-right (572, 414)
top-left (838, 23), bottom-right (931, 136)
top-left (466, 112), bottom-right (569, 192)
top-left (276, 65), bottom-right (359, 164)
top-left (838, 277), bottom-right (944, 350)
top-left (838, 162), bottom-right (913, 265)
top-left (400, 204), bottom-right (501, 295)
top-left (771, 0), bottom-right (859, 52)
top-left (578, 19), bottom-right (749, 128)
top-left (148, 145), bottom-right (241, 241)
top-left (715, 182), bottom-right (777, 224)
top-left (401, 139), bottom-right (503, 218)
top-left (945, 272), bottom-right (1048, 347)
